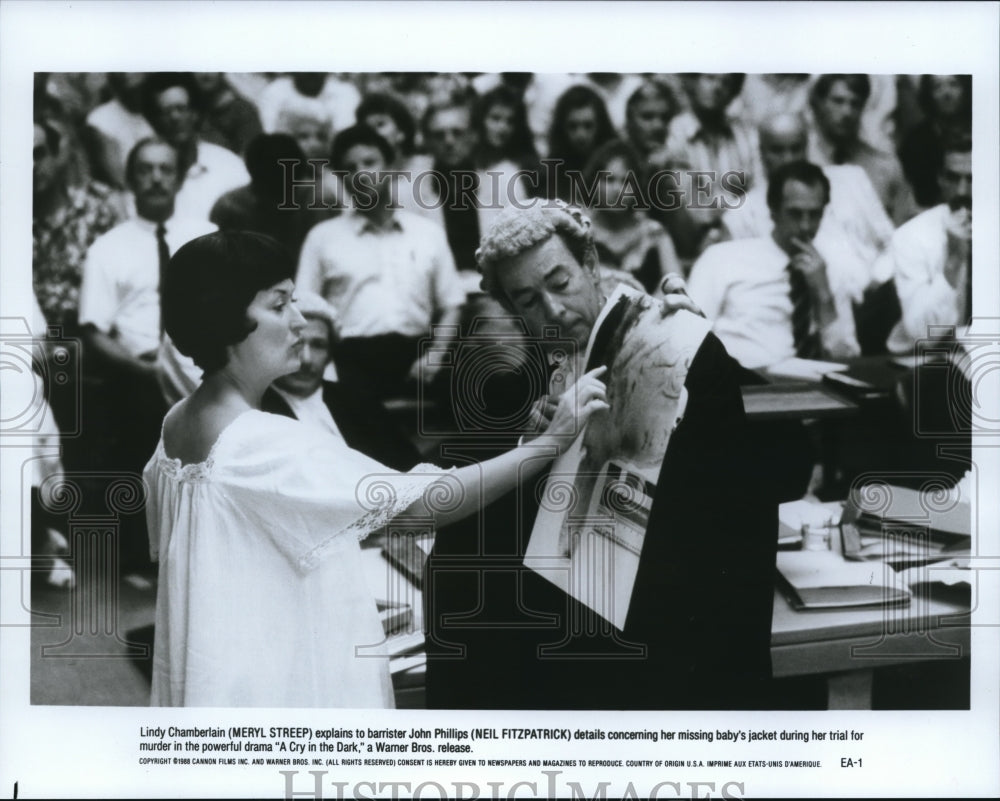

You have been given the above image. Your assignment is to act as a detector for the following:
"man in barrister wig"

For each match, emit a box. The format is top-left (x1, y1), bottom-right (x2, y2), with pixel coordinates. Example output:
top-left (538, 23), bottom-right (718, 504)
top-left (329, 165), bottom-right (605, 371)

top-left (425, 201), bottom-right (809, 709)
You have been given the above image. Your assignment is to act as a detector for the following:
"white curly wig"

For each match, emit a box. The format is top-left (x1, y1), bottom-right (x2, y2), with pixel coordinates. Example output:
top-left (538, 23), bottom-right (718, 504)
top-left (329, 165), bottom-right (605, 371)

top-left (475, 199), bottom-right (599, 302)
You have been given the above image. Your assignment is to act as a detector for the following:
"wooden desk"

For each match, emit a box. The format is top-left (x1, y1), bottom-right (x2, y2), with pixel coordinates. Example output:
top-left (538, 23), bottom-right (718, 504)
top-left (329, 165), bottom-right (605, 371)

top-left (770, 582), bottom-right (971, 709)
top-left (363, 542), bottom-right (972, 710)
top-left (741, 382), bottom-right (859, 421)
top-left (742, 356), bottom-right (911, 422)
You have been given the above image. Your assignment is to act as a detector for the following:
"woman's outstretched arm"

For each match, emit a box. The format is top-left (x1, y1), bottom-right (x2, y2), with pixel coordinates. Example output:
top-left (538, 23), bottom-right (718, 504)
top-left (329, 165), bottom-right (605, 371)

top-left (408, 366), bottom-right (608, 528)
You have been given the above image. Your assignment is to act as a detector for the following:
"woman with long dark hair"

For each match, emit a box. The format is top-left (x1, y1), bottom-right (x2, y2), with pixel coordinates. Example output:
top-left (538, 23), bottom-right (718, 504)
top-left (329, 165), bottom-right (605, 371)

top-left (544, 84), bottom-right (617, 204)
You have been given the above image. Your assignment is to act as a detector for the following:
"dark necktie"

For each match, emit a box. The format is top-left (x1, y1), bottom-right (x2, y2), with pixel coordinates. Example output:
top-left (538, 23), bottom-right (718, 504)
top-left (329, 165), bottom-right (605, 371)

top-left (156, 222), bottom-right (170, 336)
top-left (438, 167), bottom-right (481, 272)
top-left (788, 262), bottom-right (821, 359)
top-left (964, 253), bottom-right (973, 324)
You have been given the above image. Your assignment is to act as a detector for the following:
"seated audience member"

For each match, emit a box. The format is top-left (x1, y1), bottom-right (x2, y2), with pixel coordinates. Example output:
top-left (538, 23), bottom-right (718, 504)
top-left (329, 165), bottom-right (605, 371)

top-left (898, 74), bottom-right (972, 210)
top-left (210, 133), bottom-right (333, 258)
top-left (808, 74), bottom-right (916, 225)
top-left (401, 96), bottom-right (531, 281)
top-left (257, 72), bottom-right (361, 139)
top-left (397, 97), bottom-right (479, 272)
top-left (271, 106), bottom-right (344, 211)
top-left (585, 72), bottom-right (648, 133)
top-left (34, 74), bottom-right (96, 189)
top-left (296, 125), bottom-right (466, 399)
top-left (583, 139), bottom-right (682, 294)
top-left (472, 85), bottom-right (542, 191)
top-left (730, 73), bottom-right (811, 130)
top-left (190, 72), bottom-right (263, 157)
top-left (425, 201), bottom-right (782, 710)
top-left (687, 160), bottom-right (861, 370)
top-left (260, 291), bottom-right (421, 471)
top-left (355, 91), bottom-right (425, 173)
top-left (85, 72), bottom-right (155, 188)
top-left (883, 134), bottom-right (972, 354)
top-left (621, 79), bottom-right (716, 263)
top-left (141, 73), bottom-right (249, 220)
top-left (660, 73), bottom-right (762, 245)
top-left (624, 79), bottom-right (677, 167)
top-left (275, 106), bottom-right (333, 162)
top-left (33, 117), bottom-right (124, 335)
top-left (39, 72), bottom-right (106, 131)
top-left (473, 72), bottom-right (639, 161)
top-left (544, 84), bottom-right (618, 204)
top-left (32, 115), bottom-right (125, 469)
top-left (723, 113), bottom-right (897, 352)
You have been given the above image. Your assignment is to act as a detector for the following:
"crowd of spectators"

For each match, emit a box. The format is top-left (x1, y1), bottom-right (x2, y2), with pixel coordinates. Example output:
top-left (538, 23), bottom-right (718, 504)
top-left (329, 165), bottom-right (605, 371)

top-left (31, 71), bottom-right (974, 580)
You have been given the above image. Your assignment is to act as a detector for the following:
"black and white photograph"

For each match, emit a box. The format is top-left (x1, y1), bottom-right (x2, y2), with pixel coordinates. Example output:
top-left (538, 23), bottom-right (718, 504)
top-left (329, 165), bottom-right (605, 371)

top-left (1, 1), bottom-right (998, 798)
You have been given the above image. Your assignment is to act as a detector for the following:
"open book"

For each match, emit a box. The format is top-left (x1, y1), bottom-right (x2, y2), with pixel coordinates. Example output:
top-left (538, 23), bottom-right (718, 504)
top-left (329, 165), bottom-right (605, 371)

top-left (776, 550), bottom-right (912, 610)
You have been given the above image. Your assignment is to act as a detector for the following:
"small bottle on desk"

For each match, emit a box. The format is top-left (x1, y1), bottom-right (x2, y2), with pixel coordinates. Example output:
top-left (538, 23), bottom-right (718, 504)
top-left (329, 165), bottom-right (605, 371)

top-left (802, 519), bottom-right (835, 551)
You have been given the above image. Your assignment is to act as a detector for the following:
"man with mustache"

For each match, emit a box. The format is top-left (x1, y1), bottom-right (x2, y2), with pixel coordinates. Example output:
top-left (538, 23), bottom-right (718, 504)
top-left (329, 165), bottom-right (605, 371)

top-left (78, 137), bottom-right (215, 571)
top-left (883, 133), bottom-right (973, 353)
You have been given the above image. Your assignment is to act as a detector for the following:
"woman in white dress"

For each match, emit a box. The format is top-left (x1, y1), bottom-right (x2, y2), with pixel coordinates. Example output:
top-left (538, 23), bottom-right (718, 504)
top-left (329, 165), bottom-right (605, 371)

top-left (144, 231), bottom-right (607, 707)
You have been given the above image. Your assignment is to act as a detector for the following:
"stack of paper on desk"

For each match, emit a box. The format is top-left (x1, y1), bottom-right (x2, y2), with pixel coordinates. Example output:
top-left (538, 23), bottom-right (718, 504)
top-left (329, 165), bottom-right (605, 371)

top-left (844, 484), bottom-right (972, 562)
top-left (776, 550), bottom-right (912, 610)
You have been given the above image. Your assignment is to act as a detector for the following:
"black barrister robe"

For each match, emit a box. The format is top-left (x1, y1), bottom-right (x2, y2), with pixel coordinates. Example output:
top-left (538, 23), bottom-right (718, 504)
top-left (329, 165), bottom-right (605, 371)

top-left (424, 332), bottom-right (796, 710)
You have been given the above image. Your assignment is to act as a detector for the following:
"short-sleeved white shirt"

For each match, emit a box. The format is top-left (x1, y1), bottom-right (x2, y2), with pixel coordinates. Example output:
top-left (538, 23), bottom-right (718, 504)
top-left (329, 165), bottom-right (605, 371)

top-left (78, 215), bottom-right (217, 356)
top-left (296, 210), bottom-right (467, 339)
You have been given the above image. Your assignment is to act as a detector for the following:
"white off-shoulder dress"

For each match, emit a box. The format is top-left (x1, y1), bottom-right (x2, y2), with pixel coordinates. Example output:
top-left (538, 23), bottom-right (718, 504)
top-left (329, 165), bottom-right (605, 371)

top-left (143, 408), bottom-right (442, 708)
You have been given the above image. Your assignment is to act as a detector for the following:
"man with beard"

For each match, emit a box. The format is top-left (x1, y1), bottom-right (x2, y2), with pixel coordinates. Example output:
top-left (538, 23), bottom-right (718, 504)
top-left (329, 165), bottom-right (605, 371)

top-left (883, 133), bottom-right (973, 353)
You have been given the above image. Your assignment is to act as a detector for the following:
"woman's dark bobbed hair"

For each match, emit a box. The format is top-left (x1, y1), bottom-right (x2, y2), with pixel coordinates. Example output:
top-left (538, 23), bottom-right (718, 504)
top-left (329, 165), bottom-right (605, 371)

top-left (162, 230), bottom-right (296, 373)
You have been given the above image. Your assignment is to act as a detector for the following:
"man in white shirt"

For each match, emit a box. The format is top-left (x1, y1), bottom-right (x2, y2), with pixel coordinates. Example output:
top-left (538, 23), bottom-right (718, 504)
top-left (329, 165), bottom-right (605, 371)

top-left (882, 135), bottom-right (973, 353)
top-left (141, 73), bottom-right (249, 221)
top-left (257, 72), bottom-right (361, 139)
top-left (80, 139), bottom-right (217, 369)
top-left (402, 99), bottom-right (530, 280)
top-left (296, 125), bottom-right (466, 398)
top-left (687, 160), bottom-right (860, 370)
top-left (723, 112), bottom-right (896, 340)
top-left (807, 74), bottom-right (917, 226)
top-left (78, 137), bottom-right (216, 569)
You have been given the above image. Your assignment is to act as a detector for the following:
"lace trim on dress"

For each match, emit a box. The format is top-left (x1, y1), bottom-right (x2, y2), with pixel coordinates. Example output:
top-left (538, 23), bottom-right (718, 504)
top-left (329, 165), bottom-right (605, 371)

top-left (154, 409), bottom-right (256, 484)
top-left (297, 463), bottom-right (446, 573)
top-left (155, 443), bottom-right (216, 483)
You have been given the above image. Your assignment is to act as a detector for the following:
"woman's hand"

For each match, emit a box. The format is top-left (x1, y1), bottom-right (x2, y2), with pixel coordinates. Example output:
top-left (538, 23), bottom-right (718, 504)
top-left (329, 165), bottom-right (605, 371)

top-left (526, 394), bottom-right (560, 434)
top-left (536, 366), bottom-right (609, 452)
